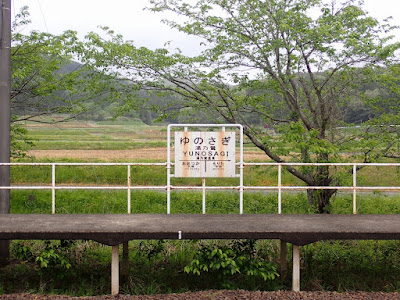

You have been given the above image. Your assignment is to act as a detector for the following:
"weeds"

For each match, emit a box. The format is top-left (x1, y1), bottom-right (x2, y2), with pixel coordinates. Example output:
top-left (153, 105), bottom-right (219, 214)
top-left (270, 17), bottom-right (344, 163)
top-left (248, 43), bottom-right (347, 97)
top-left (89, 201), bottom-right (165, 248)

top-left (12, 240), bottom-right (73, 278)
top-left (185, 240), bottom-right (279, 289)
top-left (302, 240), bottom-right (400, 291)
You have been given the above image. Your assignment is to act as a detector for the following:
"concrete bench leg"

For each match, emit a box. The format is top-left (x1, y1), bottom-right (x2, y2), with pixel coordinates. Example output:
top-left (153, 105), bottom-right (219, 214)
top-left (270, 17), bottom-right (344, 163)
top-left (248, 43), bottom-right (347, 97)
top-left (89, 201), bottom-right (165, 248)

top-left (121, 241), bottom-right (129, 281)
top-left (111, 245), bottom-right (119, 295)
top-left (280, 240), bottom-right (287, 278)
top-left (292, 244), bottom-right (300, 292)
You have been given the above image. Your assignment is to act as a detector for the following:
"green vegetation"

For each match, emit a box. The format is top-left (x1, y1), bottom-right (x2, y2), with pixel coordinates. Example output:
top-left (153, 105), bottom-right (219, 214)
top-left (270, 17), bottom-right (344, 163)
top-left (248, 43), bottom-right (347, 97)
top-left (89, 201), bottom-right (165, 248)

top-left (9, 189), bottom-right (400, 216)
top-left (302, 240), bottom-right (400, 291)
top-left (13, 121), bottom-right (166, 152)
top-left (2, 121), bottom-right (400, 295)
top-left (81, 0), bottom-right (400, 213)
top-left (184, 240), bottom-right (279, 289)
top-left (2, 238), bottom-right (400, 295)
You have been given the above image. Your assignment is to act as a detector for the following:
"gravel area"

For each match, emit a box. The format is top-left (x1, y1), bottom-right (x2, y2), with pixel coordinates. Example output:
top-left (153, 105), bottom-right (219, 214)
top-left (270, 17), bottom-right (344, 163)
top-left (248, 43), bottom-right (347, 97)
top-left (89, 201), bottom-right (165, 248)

top-left (1, 291), bottom-right (400, 300)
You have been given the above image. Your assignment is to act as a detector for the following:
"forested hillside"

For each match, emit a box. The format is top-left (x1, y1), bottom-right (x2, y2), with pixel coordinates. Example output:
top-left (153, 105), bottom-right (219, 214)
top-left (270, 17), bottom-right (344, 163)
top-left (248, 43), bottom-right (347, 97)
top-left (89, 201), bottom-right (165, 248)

top-left (13, 59), bottom-right (398, 127)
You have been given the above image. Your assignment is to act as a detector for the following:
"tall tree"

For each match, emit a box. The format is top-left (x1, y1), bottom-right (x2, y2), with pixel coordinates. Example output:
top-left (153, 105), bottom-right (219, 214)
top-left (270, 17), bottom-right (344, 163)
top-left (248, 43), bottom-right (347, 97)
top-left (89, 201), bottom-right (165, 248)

top-left (82, 0), bottom-right (400, 213)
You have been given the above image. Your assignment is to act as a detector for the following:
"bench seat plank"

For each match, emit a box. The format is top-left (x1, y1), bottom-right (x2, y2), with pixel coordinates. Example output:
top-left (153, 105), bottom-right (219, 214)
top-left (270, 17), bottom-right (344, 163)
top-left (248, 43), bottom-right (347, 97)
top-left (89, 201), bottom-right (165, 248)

top-left (1, 214), bottom-right (400, 246)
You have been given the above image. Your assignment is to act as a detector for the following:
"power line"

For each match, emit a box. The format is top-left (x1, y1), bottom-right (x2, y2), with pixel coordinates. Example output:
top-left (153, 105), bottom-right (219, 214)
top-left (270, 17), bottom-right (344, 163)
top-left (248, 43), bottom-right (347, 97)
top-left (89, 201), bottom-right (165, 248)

top-left (36, 0), bottom-right (48, 32)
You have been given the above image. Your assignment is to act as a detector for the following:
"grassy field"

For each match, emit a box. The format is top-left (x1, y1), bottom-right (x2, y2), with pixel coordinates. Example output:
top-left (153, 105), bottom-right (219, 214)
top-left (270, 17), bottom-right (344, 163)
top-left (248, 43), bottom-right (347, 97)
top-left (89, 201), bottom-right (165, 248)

top-left (2, 117), bottom-right (400, 296)
top-left (15, 117), bottom-right (400, 184)
top-left (20, 119), bottom-right (167, 151)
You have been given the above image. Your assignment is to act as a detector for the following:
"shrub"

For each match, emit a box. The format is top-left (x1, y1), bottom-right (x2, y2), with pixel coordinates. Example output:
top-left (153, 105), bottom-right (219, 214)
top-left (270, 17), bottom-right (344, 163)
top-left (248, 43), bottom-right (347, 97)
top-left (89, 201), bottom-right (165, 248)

top-left (185, 240), bottom-right (278, 289)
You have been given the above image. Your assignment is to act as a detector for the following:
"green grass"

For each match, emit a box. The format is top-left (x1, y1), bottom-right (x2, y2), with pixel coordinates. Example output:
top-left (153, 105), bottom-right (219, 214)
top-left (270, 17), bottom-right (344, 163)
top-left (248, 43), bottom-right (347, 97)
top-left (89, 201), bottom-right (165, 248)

top-left (29, 140), bottom-right (166, 150)
top-left (16, 119), bottom-right (167, 151)
top-left (301, 240), bottom-right (400, 291)
top-left (332, 192), bottom-right (400, 214)
top-left (9, 160), bottom-right (400, 197)
top-left (9, 188), bottom-right (400, 215)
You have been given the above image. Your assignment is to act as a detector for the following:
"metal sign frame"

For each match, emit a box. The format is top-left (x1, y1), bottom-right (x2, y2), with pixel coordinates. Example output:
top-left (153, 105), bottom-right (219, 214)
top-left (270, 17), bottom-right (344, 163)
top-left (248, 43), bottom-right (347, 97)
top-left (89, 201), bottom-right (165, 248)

top-left (167, 124), bottom-right (244, 214)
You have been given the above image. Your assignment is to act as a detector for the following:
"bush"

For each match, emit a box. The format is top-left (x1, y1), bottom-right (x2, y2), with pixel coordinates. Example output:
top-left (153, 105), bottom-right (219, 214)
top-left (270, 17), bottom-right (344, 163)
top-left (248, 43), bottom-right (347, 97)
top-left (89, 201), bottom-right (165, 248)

top-left (185, 240), bottom-right (278, 289)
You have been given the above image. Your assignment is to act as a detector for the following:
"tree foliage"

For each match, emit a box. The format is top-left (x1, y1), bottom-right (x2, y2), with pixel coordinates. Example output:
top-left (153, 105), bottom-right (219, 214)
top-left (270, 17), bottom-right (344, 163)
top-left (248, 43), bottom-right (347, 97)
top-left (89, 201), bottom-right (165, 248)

top-left (12, 8), bottom-right (81, 120)
top-left (10, 7), bottom-right (131, 156)
top-left (81, 0), bottom-right (400, 212)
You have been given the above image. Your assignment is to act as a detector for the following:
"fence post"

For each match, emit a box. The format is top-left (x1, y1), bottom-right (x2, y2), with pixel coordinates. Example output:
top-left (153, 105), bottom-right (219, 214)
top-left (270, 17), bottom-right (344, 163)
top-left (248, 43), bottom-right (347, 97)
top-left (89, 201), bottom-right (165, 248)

top-left (202, 177), bottom-right (206, 214)
top-left (127, 165), bottom-right (131, 214)
top-left (239, 126), bottom-right (244, 214)
top-left (278, 164), bottom-right (282, 214)
top-left (51, 164), bottom-right (55, 214)
top-left (353, 164), bottom-right (357, 215)
top-left (167, 125), bottom-right (172, 214)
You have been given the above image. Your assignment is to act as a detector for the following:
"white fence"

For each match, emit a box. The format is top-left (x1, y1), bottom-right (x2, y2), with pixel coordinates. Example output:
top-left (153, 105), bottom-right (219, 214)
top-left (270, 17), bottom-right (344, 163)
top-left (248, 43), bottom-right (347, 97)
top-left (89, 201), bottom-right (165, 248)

top-left (1, 162), bottom-right (400, 215)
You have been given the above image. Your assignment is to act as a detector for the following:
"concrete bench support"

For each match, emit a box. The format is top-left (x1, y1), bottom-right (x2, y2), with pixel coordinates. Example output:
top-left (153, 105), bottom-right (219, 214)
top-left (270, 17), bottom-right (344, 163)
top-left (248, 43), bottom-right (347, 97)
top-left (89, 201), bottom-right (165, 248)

top-left (292, 244), bottom-right (300, 292)
top-left (280, 240), bottom-right (287, 278)
top-left (122, 241), bottom-right (129, 280)
top-left (111, 245), bottom-right (119, 295)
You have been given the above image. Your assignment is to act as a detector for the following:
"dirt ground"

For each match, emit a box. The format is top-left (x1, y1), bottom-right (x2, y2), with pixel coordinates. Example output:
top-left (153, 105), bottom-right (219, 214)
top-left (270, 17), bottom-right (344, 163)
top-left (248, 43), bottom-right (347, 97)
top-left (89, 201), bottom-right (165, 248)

top-left (27, 149), bottom-right (269, 161)
top-left (1, 291), bottom-right (400, 300)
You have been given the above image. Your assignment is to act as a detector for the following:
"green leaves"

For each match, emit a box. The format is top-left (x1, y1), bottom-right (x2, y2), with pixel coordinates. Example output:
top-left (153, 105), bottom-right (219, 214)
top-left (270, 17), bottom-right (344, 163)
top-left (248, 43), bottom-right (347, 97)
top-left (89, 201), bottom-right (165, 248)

top-left (78, 0), bottom-right (400, 212)
top-left (184, 240), bottom-right (278, 288)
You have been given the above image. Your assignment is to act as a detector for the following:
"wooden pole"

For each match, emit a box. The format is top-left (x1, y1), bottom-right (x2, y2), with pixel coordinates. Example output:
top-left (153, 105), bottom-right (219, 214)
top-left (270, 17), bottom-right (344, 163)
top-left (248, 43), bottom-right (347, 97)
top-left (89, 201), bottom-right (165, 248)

top-left (0, 0), bottom-right (11, 266)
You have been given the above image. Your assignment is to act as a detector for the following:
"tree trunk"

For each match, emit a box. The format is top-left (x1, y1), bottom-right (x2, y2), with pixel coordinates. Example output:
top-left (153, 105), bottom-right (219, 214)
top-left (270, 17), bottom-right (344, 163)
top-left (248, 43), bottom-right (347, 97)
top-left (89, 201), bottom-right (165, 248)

top-left (306, 165), bottom-right (336, 213)
top-left (307, 189), bottom-right (336, 214)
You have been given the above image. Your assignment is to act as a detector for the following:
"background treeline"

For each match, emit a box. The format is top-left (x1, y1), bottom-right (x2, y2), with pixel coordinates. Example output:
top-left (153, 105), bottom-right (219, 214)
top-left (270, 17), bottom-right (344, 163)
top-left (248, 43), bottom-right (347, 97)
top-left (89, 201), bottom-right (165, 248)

top-left (12, 60), bottom-right (398, 126)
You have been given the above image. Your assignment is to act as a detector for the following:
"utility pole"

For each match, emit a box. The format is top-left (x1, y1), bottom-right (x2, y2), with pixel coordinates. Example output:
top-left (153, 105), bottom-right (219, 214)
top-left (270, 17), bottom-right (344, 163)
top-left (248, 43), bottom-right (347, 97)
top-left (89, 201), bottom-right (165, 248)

top-left (0, 0), bottom-right (11, 266)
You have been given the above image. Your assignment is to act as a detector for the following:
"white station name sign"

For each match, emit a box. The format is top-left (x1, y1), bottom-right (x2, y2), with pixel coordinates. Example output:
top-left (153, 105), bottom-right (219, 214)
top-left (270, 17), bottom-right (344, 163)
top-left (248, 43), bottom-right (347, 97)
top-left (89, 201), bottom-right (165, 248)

top-left (174, 131), bottom-right (236, 177)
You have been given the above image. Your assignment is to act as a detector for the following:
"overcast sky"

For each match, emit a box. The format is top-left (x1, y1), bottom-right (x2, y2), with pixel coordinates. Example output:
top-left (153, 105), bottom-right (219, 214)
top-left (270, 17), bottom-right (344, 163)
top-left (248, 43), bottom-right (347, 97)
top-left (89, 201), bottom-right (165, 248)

top-left (11, 0), bottom-right (400, 56)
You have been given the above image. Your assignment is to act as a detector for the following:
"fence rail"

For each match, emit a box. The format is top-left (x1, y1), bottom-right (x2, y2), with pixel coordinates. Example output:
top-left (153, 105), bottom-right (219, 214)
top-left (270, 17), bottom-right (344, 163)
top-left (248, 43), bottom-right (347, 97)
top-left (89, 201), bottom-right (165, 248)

top-left (1, 162), bottom-right (400, 215)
